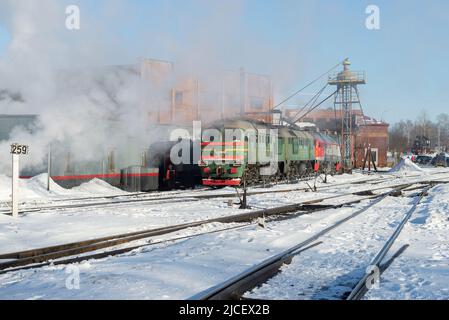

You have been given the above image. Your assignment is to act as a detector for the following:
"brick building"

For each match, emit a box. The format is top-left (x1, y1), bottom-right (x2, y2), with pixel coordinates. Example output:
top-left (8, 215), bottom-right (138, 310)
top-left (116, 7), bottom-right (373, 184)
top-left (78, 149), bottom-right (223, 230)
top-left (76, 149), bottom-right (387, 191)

top-left (141, 59), bottom-right (273, 126)
top-left (139, 58), bottom-right (389, 167)
top-left (286, 108), bottom-right (389, 167)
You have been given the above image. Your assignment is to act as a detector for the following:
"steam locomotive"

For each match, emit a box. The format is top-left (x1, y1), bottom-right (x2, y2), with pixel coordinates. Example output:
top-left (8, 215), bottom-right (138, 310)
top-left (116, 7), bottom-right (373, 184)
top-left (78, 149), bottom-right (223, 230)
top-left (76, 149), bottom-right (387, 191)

top-left (148, 140), bottom-right (202, 190)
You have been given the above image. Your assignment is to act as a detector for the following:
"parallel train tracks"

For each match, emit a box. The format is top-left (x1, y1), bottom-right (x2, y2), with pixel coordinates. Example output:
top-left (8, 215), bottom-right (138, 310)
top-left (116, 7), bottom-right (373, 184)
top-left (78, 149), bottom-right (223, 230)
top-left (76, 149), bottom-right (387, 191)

top-left (346, 186), bottom-right (431, 300)
top-left (0, 171), bottom-right (444, 215)
top-left (0, 178), bottom-right (444, 275)
top-left (190, 184), bottom-right (434, 300)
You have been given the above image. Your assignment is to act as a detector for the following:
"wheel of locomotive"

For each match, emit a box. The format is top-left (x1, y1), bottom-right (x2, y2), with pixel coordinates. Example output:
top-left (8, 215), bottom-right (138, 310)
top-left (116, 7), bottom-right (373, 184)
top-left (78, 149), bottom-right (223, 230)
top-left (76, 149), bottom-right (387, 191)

top-left (325, 162), bottom-right (334, 175)
top-left (277, 162), bottom-right (286, 182)
top-left (286, 161), bottom-right (295, 181)
top-left (304, 162), bottom-right (314, 179)
top-left (299, 162), bottom-right (308, 179)
top-left (289, 162), bottom-right (297, 180)
top-left (242, 165), bottom-right (260, 186)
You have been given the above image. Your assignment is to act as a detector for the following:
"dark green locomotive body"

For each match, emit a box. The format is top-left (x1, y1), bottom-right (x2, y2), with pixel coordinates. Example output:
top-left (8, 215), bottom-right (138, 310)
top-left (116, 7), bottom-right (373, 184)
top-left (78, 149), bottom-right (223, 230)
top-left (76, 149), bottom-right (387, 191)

top-left (200, 118), bottom-right (341, 186)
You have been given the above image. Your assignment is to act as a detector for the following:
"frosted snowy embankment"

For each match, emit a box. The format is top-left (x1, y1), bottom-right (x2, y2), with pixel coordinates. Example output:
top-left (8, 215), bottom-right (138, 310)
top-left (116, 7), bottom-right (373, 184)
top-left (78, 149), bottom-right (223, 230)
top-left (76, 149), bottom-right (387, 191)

top-left (0, 174), bottom-right (127, 202)
top-left (389, 158), bottom-right (424, 174)
top-left (365, 183), bottom-right (449, 299)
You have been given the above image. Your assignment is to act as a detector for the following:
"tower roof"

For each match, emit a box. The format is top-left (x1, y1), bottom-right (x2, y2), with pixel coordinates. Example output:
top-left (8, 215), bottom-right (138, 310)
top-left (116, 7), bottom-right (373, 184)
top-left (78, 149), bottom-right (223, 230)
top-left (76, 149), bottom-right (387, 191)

top-left (328, 59), bottom-right (366, 85)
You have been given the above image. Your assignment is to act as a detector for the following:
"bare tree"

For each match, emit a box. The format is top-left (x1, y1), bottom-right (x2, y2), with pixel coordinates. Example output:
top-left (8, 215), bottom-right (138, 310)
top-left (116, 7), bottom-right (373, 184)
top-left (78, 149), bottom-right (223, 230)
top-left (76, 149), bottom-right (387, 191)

top-left (389, 112), bottom-right (449, 154)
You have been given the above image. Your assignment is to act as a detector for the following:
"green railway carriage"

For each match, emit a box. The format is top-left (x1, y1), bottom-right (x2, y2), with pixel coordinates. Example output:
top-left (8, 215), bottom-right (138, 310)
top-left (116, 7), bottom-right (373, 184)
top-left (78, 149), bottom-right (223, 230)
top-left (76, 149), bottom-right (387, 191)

top-left (200, 118), bottom-right (341, 187)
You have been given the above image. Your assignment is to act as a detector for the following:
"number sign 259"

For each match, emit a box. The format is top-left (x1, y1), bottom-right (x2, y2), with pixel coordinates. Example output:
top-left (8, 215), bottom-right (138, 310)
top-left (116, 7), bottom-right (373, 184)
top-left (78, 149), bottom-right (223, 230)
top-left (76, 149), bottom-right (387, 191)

top-left (11, 144), bottom-right (29, 155)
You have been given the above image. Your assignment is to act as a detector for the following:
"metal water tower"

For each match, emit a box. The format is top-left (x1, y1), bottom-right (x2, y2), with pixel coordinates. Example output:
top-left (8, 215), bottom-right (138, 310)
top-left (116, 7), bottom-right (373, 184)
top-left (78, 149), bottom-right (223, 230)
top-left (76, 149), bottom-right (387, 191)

top-left (328, 59), bottom-right (366, 170)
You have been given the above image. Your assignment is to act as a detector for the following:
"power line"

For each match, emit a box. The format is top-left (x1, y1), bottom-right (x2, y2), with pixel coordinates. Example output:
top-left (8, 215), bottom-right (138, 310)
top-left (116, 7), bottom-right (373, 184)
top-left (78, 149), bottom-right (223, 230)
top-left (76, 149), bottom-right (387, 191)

top-left (296, 90), bottom-right (338, 122)
top-left (354, 88), bottom-right (367, 125)
top-left (272, 60), bottom-right (344, 110)
top-left (290, 83), bottom-right (329, 123)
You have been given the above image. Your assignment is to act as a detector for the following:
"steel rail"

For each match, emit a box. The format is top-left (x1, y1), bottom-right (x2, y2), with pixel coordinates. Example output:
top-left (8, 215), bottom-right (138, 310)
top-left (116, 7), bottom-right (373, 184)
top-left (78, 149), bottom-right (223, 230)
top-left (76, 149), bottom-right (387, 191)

top-left (4, 168), bottom-right (444, 214)
top-left (2, 170), bottom-right (447, 216)
top-left (2, 178), bottom-right (446, 274)
top-left (346, 185), bottom-right (432, 300)
top-left (0, 179), bottom-right (417, 261)
top-left (0, 223), bottom-right (253, 275)
top-left (0, 174), bottom-right (393, 215)
top-left (0, 182), bottom-right (419, 273)
top-left (189, 185), bottom-right (414, 300)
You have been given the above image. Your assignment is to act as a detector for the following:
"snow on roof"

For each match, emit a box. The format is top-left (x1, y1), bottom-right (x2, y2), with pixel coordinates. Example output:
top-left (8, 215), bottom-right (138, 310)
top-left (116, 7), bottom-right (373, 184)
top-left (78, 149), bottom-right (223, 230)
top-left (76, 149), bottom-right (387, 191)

top-left (295, 122), bottom-right (316, 128)
top-left (356, 114), bottom-right (387, 126)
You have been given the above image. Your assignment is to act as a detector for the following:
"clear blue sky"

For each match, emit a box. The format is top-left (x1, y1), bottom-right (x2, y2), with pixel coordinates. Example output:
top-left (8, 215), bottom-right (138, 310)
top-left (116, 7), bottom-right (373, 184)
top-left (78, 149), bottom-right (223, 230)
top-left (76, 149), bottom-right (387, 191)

top-left (0, 0), bottom-right (448, 124)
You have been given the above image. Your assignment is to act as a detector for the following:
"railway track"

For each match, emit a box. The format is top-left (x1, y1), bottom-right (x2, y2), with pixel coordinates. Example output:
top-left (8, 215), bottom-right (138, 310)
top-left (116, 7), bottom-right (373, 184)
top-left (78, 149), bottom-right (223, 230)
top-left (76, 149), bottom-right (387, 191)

top-left (1, 170), bottom-right (446, 216)
top-left (0, 180), bottom-right (434, 275)
top-left (346, 186), bottom-right (431, 300)
top-left (189, 184), bottom-right (434, 300)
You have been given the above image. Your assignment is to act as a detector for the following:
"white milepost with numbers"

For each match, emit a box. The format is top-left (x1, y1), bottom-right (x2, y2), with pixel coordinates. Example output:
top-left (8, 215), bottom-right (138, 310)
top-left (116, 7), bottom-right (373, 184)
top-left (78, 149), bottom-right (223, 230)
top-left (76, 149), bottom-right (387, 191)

top-left (47, 144), bottom-right (52, 191)
top-left (10, 143), bottom-right (29, 217)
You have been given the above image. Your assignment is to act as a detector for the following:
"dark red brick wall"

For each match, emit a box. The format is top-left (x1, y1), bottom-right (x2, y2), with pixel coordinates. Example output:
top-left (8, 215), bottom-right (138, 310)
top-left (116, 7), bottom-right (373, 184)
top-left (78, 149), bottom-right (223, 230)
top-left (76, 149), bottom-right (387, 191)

top-left (354, 124), bottom-right (389, 167)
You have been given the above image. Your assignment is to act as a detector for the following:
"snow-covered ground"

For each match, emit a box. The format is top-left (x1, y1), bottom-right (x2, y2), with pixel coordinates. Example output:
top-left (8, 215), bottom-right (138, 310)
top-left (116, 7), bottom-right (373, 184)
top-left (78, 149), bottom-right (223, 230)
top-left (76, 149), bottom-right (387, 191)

top-left (0, 165), bottom-right (449, 300)
top-left (389, 158), bottom-right (424, 174)
top-left (0, 174), bottom-right (128, 202)
top-left (246, 195), bottom-right (422, 300)
top-left (365, 183), bottom-right (449, 300)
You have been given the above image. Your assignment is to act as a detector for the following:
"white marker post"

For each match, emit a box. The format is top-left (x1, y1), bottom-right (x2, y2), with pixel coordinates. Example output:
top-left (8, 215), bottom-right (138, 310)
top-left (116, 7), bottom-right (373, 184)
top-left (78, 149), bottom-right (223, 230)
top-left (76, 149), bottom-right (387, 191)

top-left (47, 144), bottom-right (51, 191)
top-left (10, 143), bottom-right (29, 217)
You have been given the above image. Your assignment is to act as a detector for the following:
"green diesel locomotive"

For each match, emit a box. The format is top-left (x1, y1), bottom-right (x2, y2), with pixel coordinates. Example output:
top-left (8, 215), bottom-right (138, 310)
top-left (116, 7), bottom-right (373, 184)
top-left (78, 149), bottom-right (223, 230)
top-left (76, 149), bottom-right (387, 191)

top-left (199, 118), bottom-right (341, 186)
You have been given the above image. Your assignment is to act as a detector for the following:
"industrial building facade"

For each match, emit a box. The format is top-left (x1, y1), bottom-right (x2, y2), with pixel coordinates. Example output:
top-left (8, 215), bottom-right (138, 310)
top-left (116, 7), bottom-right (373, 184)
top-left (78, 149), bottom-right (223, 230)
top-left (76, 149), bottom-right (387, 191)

top-left (0, 59), bottom-right (274, 191)
top-left (286, 108), bottom-right (389, 168)
top-left (1, 58), bottom-right (389, 191)
top-left (141, 58), bottom-right (274, 126)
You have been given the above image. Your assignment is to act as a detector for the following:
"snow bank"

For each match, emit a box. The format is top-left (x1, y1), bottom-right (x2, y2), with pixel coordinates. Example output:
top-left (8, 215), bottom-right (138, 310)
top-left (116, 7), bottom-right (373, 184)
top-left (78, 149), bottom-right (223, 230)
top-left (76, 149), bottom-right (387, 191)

top-left (0, 174), bottom-right (126, 202)
top-left (0, 174), bottom-right (43, 201)
top-left (71, 178), bottom-right (126, 195)
top-left (26, 174), bottom-right (72, 196)
top-left (389, 158), bottom-right (424, 173)
top-left (0, 173), bottom-right (75, 201)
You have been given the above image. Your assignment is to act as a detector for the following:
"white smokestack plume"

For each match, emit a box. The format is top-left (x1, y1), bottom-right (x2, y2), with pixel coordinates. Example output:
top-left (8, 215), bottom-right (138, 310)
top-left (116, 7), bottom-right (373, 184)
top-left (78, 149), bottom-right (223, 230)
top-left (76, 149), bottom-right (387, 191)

top-left (0, 1), bottom-right (153, 174)
top-left (0, 0), bottom-right (308, 175)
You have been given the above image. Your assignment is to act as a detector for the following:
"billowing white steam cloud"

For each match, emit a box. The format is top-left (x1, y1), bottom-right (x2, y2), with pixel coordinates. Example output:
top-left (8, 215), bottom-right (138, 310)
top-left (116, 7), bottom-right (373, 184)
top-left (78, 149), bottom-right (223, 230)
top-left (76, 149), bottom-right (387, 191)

top-left (0, 0), bottom-right (307, 175)
top-left (0, 1), bottom-right (160, 174)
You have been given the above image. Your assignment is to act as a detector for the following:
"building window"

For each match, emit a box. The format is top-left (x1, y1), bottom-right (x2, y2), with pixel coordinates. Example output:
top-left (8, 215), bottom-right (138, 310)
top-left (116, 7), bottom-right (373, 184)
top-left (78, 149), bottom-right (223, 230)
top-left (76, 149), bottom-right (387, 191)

top-left (175, 91), bottom-right (183, 106)
top-left (250, 97), bottom-right (264, 110)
